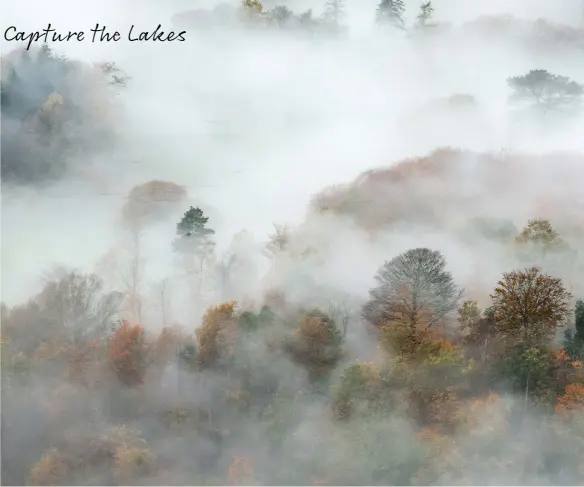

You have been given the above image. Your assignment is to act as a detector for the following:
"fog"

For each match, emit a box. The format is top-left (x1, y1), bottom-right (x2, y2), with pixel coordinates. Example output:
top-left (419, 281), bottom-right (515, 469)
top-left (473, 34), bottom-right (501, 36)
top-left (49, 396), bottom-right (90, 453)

top-left (2, 0), bottom-right (584, 305)
top-left (2, 0), bottom-right (584, 485)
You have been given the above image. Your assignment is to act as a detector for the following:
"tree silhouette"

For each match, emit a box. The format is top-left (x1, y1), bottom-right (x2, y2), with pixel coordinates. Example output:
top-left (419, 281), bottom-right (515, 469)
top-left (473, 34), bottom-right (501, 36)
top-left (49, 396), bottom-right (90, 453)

top-left (507, 69), bottom-right (584, 115)
top-left (363, 248), bottom-right (462, 333)
top-left (173, 206), bottom-right (216, 296)
top-left (416, 1), bottom-right (434, 29)
top-left (376, 0), bottom-right (405, 30)
top-left (564, 300), bottom-right (584, 360)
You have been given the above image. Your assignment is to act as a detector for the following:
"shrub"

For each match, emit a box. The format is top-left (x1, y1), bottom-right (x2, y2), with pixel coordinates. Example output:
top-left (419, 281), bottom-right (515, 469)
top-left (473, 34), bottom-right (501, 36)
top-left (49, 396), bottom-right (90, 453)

top-left (27, 448), bottom-right (68, 486)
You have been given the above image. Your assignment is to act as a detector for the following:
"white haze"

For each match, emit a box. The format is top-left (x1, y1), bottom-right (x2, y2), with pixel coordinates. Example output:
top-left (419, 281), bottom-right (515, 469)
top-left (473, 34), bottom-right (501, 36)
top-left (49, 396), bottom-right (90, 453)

top-left (2, 0), bottom-right (584, 312)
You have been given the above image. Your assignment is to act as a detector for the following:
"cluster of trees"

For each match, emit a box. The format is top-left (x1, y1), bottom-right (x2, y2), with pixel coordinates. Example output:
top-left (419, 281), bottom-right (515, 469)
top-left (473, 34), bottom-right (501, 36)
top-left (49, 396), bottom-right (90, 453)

top-left (3, 9), bottom-right (584, 485)
top-left (174, 0), bottom-right (440, 35)
top-left (1, 44), bottom-right (127, 185)
top-left (3, 201), bottom-right (584, 483)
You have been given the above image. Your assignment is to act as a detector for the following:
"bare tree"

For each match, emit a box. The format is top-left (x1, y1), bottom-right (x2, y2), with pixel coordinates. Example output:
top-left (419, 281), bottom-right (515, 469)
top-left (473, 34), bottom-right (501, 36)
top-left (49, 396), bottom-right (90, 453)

top-left (217, 254), bottom-right (237, 301)
top-left (363, 248), bottom-right (463, 331)
top-left (120, 222), bottom-right (145, 323)
top-left (38, 267), bottom-right (123, 345)
top-left (328, 295), bottom-right (351, 339)
top-left (153, 278), bottom-right (170, 327)
top-left (263, 223), bottom-right (291, 258)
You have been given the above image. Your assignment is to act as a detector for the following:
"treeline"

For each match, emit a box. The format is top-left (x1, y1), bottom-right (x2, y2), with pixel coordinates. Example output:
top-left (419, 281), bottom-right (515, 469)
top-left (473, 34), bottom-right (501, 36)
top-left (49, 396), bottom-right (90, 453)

top-left (172, 0), bottom-right (434, 35)
top-left (3, 201), bottom-right (584, 484)
top-left (1, 44), bottom-right (127, 185)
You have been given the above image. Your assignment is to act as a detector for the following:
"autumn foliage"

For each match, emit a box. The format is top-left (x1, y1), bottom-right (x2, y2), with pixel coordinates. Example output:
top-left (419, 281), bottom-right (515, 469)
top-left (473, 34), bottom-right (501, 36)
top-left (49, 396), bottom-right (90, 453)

top-left (108, 321), bottom-right (150, 386)
top-left (196, 301), bottom-right (239, 369)
top-left (122, 180), bottom-right (187, 227)
top-left (288, 309), bottom-right (343, 368)
top-left (491, 267), bottom-right (572, 346)
top-left (556, 383), bottom-right (584, 417)
top-left (227, 455), bottom-right (255, 485)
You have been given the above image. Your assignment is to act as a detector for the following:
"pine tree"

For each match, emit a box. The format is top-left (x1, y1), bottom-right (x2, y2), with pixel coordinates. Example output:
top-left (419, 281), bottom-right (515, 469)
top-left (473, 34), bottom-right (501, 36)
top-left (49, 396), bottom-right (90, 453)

top-left (376, 0), bottom-right (405, 30)
top-left (323, 0), bottom-right (345, 26)
top-left (173, 206), bottom-right (215, 264)
top-left (416, 1), bottom-right (434, 28)
top-left (173, 206), bottom-right (216, 297)
top-left (175, 206), bottom-right (215, 243)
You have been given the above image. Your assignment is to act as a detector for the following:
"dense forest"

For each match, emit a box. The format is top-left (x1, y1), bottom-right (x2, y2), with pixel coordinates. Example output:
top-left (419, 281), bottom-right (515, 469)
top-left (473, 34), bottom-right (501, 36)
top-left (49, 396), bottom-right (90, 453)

top-left (2, 0), bottom-right (584, 485)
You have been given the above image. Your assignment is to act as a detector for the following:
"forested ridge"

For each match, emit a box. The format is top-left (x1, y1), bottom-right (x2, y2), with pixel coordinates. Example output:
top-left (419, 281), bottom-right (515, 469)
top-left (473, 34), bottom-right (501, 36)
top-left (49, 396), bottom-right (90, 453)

top-left (2, 1), bottom-right (584, 485)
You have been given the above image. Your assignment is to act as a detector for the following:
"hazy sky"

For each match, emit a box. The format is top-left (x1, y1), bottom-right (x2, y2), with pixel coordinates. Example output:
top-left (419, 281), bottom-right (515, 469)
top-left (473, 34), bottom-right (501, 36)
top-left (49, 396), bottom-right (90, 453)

top-left (2, 0), bottom-right (584, 306)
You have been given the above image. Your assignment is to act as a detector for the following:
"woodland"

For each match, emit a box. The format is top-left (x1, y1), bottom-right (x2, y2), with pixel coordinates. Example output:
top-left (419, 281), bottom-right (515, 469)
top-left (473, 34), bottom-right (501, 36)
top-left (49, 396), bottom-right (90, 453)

top-left (2, 1), bottom-right (584, 485)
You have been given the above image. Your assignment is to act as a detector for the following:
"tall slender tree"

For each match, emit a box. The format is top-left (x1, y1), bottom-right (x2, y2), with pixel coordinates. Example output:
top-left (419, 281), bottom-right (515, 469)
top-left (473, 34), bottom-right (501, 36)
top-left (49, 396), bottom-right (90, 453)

top-left (323, 0), bottom-right (345, 26)
top-left (173, 206), bottom-right (216, 298)
top-left (416, 1), bottom-right (434, 28)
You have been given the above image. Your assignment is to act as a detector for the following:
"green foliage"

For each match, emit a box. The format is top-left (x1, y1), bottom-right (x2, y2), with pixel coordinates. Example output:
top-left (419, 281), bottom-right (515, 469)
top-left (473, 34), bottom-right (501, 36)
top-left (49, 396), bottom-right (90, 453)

top-left (333, 362), bottom-right (393, 420)
top-left (175, 206), bottom-right (215, 240)
top-left (237, 305), bottom-right (275, 333)
top-left (1, 45), bottom-right (126, 184)
top-left (564, 300), bottom-right (584, 360)
top-left (496, 344), bottom-right (555, 401)
top-left (507, 69), bottom-right (584, 115)
top-left (173, 206), bottom-right (215, 257)
top-left (268, 5), bottom-right (293, 26)
top-left (179, 343), bottom-right (196, 369)
top-left (515, 218), bottom-right (567, 256)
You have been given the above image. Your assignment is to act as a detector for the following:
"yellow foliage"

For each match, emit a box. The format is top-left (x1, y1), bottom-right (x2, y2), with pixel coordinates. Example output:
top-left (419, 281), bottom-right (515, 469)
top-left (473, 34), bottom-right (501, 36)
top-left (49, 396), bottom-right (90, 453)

top-left (196, 301), bottom-right (239, 368)
top-left (242, 0), bottom-right (263, 12)
top-left (27, 448), bottom-right (68, 486)
top-left (113, 444), bottom-right (152, 485)
top-left (42, 92), bottom-right (64, 111)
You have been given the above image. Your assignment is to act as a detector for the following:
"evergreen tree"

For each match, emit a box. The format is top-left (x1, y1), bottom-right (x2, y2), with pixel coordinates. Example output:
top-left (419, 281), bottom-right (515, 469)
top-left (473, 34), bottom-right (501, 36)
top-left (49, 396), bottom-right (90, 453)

top-left (175, 206), bottom-right (215, 243)
top-left (564, 300), bottom-right (584, 360)
top-left (173, 206), bottom-right (216, 296)
top-left (416, 1), bottom-right (434, 28)
top-left (173, 206), bottom-right (216, 263)
top-left (323, 0), bottom-right (345, 25)
top-left (376, 0), bottom-right (405, 30)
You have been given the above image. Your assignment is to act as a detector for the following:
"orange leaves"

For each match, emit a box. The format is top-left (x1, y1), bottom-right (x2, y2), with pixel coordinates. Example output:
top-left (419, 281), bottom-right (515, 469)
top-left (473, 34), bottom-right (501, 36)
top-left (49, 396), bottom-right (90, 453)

top-left (27, 448), bottom-right (68, 486)
top-left (427, 387), bottom-right (461, 430)
top-left (227, 455), bottom-right (255, 485)
top-left (67, 340), bottom-right (102, 386)
top-left (288, 310), bottom-right (343, 369)
top-left (196, 301), bottom-right (239, 369)
top-left (122, 180), bottom-right (187, 228)
top-left (108, 321), bottom-right (150, 386)
top-left (490, 267), bottom-right (572, 345)
top-left (448, 392), bottom-right (510, 441)
top-left (153, 324), bottom-right (185, 366)
top-left (556, 383), bottom-right (584, 417)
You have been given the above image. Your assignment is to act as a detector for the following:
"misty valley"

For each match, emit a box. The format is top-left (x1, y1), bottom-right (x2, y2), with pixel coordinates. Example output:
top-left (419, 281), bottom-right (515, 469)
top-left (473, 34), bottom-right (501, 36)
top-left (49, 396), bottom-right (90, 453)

top-left (2, 0), bottom-right (584, 485)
